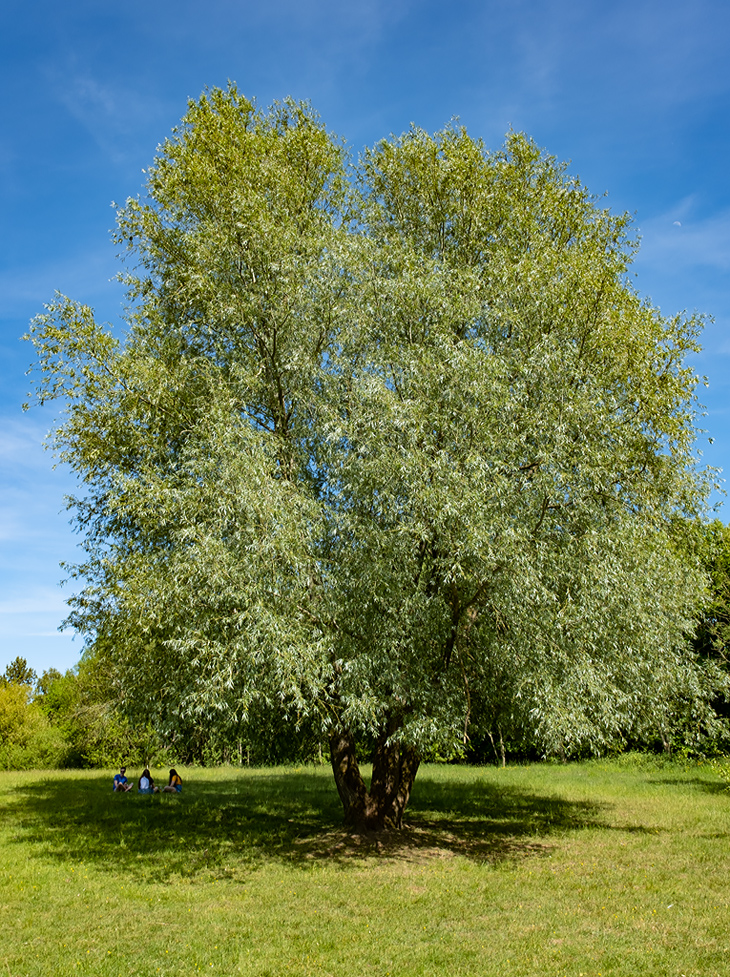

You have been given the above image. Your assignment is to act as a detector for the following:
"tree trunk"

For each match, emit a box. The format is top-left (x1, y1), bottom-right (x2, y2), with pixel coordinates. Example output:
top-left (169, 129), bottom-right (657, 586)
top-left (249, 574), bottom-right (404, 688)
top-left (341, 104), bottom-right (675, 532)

top-left (487, 727), bottom-right (506, 768)
top-left (329, 729), bottom-right (420, 831)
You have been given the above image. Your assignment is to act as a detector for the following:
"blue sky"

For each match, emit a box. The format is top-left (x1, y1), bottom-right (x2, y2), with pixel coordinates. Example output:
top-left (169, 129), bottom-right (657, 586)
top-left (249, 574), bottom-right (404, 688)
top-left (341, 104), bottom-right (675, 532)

top-left (2, 0), bottom-right (729, 675)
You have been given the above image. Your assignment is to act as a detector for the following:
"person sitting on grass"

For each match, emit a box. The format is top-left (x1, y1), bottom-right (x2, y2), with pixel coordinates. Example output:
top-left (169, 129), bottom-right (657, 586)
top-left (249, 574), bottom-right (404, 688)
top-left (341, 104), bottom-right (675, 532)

top-left (137, 768), bottom-right (159, 794)
top-left (161, 768), bottom-right (182, 793)
top-left (113, 766), bottom-right (133, 792)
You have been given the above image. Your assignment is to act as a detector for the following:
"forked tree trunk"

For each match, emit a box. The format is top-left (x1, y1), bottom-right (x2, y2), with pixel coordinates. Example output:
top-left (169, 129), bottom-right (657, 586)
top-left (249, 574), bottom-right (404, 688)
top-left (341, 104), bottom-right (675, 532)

top-left (329, 728), bottom-right (420, 831)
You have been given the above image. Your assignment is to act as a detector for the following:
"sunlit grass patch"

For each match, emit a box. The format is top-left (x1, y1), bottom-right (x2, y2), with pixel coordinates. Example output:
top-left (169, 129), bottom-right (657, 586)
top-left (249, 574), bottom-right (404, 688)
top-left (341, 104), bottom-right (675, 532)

top-left (0, 760), bottom-right (728, 975)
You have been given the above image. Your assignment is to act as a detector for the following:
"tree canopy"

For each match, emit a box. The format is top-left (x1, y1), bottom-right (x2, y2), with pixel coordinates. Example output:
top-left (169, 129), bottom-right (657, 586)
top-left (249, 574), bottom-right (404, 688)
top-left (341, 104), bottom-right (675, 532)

top-left (26, 86), bottom-right (725, 828)
top-left (2, 656), bottom-right (37, 689)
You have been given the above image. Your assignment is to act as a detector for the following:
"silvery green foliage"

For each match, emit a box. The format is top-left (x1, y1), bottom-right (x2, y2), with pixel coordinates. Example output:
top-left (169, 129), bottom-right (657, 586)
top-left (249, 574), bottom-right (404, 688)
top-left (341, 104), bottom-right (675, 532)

top-left (26, 86), bottom-right (724, 759)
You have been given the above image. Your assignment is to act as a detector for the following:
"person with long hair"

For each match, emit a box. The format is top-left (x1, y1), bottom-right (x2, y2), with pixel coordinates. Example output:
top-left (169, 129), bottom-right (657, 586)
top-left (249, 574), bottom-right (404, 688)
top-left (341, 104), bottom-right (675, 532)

top-left (162, 768), bottom-right (182, 793)
top-left (137, 768), bottom-right (159, 794)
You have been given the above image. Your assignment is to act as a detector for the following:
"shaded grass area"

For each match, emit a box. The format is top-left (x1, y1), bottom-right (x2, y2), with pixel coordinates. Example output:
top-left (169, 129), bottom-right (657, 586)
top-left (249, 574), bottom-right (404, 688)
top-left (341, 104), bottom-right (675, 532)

top-left (3, 765), bottom-right (601, 879)
top-left (1, 760), bottom-right (729, 976)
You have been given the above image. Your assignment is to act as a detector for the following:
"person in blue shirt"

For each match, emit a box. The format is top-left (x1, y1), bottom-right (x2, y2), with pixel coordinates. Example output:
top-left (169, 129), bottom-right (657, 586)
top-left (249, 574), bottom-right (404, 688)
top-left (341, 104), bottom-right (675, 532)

top-left (113, 766), bottom-right (133, 792)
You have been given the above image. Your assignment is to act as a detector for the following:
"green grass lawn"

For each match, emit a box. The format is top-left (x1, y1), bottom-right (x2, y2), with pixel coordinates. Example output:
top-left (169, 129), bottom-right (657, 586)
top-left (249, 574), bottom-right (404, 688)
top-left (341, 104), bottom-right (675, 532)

top-left (0, 757), bottom-right (728, 976)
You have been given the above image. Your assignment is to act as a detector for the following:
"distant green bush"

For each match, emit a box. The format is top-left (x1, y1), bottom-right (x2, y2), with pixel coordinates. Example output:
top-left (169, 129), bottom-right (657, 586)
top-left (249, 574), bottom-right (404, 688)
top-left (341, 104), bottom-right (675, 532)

top-left (0, 682), bottom-right (69, 769)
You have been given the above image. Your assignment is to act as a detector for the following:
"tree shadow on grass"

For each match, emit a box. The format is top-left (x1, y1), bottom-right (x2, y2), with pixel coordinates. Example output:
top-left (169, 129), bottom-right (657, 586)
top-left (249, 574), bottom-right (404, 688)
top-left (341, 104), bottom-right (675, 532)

top-left (4, 768), bottom-right (605, 883)
top-left (646, 775), bottom-right (729, 795)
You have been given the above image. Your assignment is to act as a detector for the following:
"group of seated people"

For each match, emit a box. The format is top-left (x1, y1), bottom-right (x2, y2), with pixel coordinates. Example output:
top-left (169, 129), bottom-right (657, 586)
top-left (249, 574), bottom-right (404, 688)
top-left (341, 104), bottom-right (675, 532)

top-left (113, 766), bottom-right (182, 794)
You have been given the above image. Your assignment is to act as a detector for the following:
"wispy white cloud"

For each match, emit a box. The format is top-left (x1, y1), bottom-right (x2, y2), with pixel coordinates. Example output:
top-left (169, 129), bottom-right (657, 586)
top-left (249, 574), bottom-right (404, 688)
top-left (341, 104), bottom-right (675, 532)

top-left (0, 606), bottom-right (80, 673)
top-left (47, 65), bottom-right (169, 166)
top-left (25, 631), bottom-right (72, 638)
top-left (0, 418), bottom-right (45, 461)
top-left (263, 0), bottom-right (412, 47)
top-left (0, 415), bottom-right (75, 477)
top-left (491, 0), bottom-right (730, 131)
top-left (0, 589), bottom-right (69, 616)
top-left (39, 1), bottom-right (411, 161)
top-left (0, 246), bottom-right (121, 321)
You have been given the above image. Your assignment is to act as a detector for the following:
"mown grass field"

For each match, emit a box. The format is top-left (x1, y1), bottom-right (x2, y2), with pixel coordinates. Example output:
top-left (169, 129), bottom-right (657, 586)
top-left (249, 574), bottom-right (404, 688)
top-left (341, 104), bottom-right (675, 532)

top-left (0, 758), bottom-right (728, 976)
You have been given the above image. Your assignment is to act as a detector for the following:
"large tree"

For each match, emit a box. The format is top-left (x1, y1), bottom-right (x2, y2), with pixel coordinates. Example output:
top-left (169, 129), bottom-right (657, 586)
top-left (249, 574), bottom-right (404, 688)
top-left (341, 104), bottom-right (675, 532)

top-left (26, 86), bottom-right (723, 829)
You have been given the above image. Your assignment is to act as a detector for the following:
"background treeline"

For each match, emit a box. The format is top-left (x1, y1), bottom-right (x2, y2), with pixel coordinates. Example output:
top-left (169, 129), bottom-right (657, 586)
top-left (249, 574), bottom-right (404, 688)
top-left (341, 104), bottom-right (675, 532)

top-left (0, 656), bottom-right (326, 770)
top-left (4, 517), bottom-right (730, 771)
